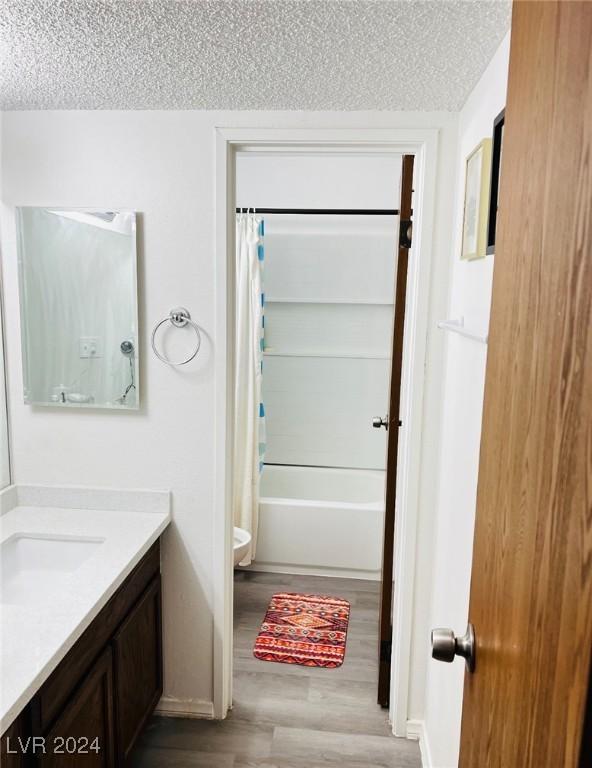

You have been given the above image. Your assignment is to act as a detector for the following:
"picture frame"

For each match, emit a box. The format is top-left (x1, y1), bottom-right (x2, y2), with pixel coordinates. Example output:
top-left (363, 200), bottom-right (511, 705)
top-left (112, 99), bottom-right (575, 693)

top-left (461, 138), bottom-right (492, 260)
top-left (486, 108), bottom-right (505, 254)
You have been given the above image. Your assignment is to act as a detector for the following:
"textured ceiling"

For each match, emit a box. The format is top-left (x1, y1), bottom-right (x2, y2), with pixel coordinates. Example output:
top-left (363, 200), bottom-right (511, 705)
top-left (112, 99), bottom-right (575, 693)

top-left (0, 0), bottom-right (511, 111)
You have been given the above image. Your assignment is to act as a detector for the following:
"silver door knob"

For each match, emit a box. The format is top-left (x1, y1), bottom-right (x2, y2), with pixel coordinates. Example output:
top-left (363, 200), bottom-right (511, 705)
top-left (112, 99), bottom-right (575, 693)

top-left (431, 623), bottom-right (476, 673)
top-left (372, 415), bottom-right (389, 430)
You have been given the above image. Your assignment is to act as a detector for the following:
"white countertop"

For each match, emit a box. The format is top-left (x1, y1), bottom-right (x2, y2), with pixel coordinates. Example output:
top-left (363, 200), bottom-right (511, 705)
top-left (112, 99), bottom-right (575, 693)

top-left (0, 503), bottom-right (170, 733)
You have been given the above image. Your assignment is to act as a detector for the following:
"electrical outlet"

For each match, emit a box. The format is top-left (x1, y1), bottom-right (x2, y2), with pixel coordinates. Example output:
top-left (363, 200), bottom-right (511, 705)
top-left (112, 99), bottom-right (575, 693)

top-left (79, 337), bottom-right (102, 358)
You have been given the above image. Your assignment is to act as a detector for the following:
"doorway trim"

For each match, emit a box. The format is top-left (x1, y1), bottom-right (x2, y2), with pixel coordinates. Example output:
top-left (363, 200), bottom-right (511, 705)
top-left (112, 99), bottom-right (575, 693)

top-left (213, 127), bottom-right (439, 734)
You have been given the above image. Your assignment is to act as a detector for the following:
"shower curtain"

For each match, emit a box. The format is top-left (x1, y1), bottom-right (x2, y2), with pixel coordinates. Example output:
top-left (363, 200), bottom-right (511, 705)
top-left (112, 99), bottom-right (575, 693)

top-left (233, 213), bottom-right (266, 565)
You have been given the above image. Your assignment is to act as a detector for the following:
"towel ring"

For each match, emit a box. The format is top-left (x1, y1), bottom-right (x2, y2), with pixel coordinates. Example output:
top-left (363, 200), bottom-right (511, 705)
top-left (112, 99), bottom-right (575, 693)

top-left (151, 307), bottom-right (201, 366)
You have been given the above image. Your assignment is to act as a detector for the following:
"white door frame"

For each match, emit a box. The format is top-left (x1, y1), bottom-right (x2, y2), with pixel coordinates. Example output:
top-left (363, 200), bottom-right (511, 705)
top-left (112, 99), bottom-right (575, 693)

top-left (213, 127), bottom-right (439, 735)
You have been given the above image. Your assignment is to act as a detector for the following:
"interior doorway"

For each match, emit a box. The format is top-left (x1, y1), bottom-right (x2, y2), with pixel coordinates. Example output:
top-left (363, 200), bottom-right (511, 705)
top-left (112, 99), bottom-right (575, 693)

top-left (231, 151), bottom-right (401, 730)
top-left (213, 129), bottom-right (439, 735)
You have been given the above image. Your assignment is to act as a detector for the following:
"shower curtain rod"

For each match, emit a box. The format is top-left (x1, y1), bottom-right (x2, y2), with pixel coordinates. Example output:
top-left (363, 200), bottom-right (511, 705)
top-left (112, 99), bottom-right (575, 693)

top-left (235, 207), bottom-right (399, 215)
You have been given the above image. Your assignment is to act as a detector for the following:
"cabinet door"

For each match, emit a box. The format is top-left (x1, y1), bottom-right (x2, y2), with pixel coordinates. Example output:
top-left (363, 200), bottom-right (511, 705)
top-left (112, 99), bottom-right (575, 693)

top-left (1, 713), bottom-right (28, 768)
top-left (41, 647), bottom-right (115, 767)
top-left (113, 576), bottom-right (162, 764)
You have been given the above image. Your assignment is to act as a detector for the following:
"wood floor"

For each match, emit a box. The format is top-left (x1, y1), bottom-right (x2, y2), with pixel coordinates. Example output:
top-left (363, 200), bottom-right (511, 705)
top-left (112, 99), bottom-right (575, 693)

top-left (131, 571), bottom-right (421, 767)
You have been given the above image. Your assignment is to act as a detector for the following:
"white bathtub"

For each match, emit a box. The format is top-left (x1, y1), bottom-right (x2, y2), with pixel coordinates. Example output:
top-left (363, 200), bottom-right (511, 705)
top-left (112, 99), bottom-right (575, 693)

top-left (254, 465), bottom-right (385, 580)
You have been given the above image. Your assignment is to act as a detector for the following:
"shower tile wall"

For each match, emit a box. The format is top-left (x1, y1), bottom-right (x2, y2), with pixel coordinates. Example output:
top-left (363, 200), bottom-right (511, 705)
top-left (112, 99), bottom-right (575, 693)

top-left (263, 356), bottom-right (390, 468)
top-left (262, 220), bottom-right (396, 470)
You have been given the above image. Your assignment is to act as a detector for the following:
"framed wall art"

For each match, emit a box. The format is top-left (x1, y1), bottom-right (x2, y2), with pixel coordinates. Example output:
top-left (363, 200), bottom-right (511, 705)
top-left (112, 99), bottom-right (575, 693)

top-left (461, 138), bottom-right (492, 260)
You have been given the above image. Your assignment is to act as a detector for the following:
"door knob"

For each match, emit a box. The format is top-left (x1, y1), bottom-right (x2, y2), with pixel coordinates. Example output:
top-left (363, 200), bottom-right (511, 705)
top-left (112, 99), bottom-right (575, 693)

top-left (372, 415), bottom-right (389, 430)
top-left (431, 623), bottom-right (476, 673)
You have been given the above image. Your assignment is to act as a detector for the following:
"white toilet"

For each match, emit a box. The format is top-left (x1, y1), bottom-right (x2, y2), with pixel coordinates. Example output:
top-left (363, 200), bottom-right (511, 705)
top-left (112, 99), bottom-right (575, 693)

top-left (233, 527), bottom-right (251, 566)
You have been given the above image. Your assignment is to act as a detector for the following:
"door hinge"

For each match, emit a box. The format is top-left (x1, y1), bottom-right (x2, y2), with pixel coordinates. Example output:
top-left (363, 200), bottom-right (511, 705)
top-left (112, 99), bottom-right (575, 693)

top-left (399, 219), bottom-right (412, 249)
top-left (380, 638), bottom-right (392, 663)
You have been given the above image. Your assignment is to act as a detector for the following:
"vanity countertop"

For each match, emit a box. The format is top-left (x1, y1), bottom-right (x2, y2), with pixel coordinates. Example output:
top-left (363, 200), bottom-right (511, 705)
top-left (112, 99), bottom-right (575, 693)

top-left (0, 503), bottom-right (171, 733)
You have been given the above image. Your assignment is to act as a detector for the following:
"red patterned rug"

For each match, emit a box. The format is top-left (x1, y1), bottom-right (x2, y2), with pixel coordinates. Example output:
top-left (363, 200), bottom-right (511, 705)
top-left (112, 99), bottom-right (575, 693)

top-left (253, 592), bottom-right (350, 668)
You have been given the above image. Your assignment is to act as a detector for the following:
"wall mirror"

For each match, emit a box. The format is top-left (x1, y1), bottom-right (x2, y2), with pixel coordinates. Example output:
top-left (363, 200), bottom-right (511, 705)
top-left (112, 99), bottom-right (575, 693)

top-left (16, 208), bottom-right (139, 409)
top-left (0, 291), bottom-right (10, 487)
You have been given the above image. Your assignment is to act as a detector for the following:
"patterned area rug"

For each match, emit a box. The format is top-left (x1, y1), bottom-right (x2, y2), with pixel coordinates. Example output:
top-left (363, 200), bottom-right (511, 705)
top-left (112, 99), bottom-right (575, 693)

top-left (253, 592), bottom-right (350, 668)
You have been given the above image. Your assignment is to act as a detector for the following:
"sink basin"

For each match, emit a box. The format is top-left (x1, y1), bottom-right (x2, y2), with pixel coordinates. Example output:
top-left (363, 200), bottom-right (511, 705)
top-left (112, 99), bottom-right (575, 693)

top-left (0, 534), bottom-right (105, 605)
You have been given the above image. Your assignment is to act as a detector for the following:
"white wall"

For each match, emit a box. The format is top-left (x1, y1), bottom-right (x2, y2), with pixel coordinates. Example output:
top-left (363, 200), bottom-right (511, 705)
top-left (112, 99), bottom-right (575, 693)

top-left (0, 109), bottom-right (458, 718)
top-left (236, 153), bottom-right (402, 209)
top-left (237, 154), bottom-right (398, 470)
top-left (421, 33), bottom-right (510, 767)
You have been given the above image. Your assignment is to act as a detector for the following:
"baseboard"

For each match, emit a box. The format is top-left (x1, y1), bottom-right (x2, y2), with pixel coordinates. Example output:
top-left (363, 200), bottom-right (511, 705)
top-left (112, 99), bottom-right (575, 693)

top-left (406, 720), bottom-right (433, 767)
top-left (239, 561), bottom-right (380, 581)
top-left (155, 696), bottom-right (215, 719)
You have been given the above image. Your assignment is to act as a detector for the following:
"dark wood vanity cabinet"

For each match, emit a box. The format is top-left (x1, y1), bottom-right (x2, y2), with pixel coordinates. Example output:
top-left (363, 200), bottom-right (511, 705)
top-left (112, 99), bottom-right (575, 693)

top-left (40, 648), bottom-right (116, 768)
top-left (113, 577), bottom-right (162, 765)
top-left (0, 712), bottom-right (28, 768)
top-left (1, 541), bottom-right (163, 767)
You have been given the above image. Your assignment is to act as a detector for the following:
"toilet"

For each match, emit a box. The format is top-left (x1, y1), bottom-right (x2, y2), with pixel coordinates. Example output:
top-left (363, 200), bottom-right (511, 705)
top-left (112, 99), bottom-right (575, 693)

top-left (233, 527), bottom-right (251, 566)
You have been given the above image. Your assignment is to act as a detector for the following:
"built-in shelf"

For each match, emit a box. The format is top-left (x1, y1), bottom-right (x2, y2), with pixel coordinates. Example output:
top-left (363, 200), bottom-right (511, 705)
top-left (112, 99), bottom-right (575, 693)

top-left (263, 349), bottom-right (389, 360)
top-left (437, 317), bottom-right (488, 344)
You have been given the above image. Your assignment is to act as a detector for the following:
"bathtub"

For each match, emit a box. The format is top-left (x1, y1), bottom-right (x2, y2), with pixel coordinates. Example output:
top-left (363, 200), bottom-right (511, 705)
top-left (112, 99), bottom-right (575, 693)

top-left (254, 465), bottom-right (385, 580)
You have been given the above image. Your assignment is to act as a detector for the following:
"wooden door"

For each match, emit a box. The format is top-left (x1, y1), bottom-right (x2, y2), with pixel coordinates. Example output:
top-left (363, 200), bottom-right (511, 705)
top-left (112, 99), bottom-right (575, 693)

top-left (378, 154), bottom-right (414, 707)
top-left (458, 2), bottom-right (592, 765)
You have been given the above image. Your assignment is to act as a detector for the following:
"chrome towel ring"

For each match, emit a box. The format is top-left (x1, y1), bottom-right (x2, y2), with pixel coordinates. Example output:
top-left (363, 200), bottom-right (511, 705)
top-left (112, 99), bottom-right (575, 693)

top-left (151, 307), bottom-right (201, 366)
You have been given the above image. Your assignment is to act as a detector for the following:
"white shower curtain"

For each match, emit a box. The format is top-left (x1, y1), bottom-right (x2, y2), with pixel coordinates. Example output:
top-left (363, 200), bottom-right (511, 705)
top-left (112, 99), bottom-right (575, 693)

top-left (233, 213), bottom-right (266, 565)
